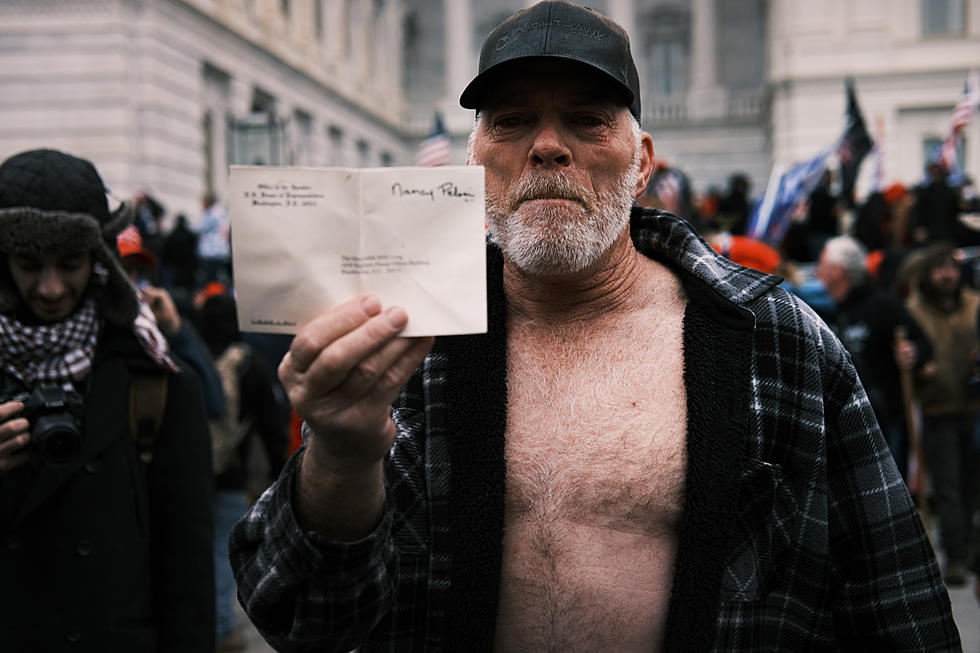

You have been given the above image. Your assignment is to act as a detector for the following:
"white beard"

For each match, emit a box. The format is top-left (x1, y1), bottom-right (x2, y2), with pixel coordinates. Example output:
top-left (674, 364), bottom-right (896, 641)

top-left (480, 138), bottom-right (642, 277)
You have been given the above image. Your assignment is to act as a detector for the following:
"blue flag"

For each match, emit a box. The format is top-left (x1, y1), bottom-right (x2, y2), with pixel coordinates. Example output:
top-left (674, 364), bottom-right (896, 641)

top-left (747, 148), bottom-right (832, 247)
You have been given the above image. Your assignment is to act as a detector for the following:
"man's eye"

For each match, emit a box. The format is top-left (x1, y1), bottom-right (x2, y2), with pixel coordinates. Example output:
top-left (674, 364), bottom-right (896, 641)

top-left (576, 115), bottom-right (605, 127)
top-left (11, 258), bottom-right (40, 272)
top-left (494, 116), bottom-right (523, 128)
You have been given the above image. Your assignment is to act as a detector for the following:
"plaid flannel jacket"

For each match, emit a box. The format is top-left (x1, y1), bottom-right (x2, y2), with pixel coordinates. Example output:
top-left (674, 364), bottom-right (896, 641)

top-left (230, 209), bottom-right (960, 652)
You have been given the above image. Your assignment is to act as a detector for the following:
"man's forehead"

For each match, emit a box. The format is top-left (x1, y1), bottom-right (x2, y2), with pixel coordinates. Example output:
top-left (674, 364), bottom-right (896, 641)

top-left (11, 250), bottom-right (89, 263)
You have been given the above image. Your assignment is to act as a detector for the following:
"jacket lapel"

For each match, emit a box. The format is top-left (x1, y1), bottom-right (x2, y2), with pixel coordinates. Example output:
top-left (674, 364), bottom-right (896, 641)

top-left (443, 244), bottom-right (508, 651)
top-left (662, 274), bottom-right (755, 653)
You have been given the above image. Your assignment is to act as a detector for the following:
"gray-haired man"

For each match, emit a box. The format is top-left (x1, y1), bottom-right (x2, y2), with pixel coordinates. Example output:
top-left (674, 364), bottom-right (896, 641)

top-left (231, 3), bottom-right (959, 650)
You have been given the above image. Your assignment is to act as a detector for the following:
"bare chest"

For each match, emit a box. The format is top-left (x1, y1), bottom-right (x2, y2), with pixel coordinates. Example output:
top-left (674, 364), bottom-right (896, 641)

top-left (495, 306), bottom-right (687, 651)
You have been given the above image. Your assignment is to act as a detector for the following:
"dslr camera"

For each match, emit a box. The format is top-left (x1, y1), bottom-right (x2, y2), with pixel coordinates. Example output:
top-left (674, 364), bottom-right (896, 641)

top-left (5, 385), bottom-right (84, 466)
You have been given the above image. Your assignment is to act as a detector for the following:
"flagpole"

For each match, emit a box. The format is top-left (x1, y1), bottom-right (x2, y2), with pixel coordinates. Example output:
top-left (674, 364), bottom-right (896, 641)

top-left (748, 163), bottom-right (783, 241)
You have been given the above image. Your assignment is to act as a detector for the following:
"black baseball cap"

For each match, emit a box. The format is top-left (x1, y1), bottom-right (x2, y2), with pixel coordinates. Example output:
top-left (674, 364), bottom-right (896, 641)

top-left (459, 1), bottom-right (641, 121)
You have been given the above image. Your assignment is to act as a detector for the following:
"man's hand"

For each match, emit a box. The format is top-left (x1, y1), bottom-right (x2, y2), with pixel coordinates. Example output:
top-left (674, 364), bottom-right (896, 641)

top-left (0, 401), bottom-right (31, 474)
top-left (279, 294), bottom-right (433, 537)
top-left (140, 285), bottom-right (182, 336)
top-left (893, 337), bottom-right (917, 371)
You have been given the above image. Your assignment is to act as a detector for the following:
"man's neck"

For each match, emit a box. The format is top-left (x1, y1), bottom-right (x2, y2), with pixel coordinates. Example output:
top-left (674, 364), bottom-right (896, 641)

top-left (503, 232), bottom-right (670, 326)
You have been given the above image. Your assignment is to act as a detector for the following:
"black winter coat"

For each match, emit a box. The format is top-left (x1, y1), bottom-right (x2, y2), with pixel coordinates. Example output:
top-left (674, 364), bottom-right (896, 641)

top-left (0, 325), bottom-right (214, 652)
top-left (831, 281), bottom-right (931, 423)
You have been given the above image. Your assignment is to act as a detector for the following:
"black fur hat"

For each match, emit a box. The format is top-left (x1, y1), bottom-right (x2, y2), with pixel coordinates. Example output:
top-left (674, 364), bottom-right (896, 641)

top-left (0, 149), bottom-right (139, 325)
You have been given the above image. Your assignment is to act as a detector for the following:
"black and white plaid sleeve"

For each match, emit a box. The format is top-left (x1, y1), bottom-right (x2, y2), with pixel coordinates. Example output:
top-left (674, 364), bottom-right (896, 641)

top-left (228, 450), bottom-right (399, 653)
top-left (820, 326), bottom-right (960, 649)
top-left (713, 289), bottom-right (960, 650)
top-left (229, 363), bottom-right (436, 653)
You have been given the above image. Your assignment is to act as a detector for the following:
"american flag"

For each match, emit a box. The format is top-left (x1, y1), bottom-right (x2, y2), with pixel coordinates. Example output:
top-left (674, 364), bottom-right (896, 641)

top-left (415, 112), bottom-right (452, 167)
top-left (938, 71), bottom-right (979, 172)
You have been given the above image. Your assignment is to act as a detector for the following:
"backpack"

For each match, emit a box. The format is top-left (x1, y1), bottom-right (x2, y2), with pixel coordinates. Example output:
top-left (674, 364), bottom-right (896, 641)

top-left (210, 342), bottom-right (254, 475)
top-left (129, 372), bottom-right (169, 464)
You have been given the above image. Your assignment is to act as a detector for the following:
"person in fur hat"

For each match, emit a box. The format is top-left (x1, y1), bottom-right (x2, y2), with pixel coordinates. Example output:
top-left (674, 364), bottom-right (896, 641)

top-left (0, 149), bottom-right (215, 651)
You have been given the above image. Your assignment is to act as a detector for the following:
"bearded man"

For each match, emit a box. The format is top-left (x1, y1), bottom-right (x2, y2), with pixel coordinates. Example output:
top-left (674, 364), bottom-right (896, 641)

top-left (905, 243), bottom-right (980, 588)
top-left (230, 2), bottom-right (959, 651)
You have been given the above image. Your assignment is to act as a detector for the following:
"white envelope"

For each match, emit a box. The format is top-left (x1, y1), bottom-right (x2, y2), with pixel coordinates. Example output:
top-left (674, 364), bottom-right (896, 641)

top-left (228, 165), bottom-right (487, 337)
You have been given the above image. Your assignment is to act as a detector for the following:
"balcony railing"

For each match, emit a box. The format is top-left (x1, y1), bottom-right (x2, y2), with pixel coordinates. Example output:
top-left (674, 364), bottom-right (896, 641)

top-left (643, 90), bottom-right (767, 126)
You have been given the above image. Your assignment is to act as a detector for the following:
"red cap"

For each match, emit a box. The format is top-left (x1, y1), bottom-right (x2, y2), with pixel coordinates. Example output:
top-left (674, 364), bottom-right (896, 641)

top-left (883, 182), bottom-right (907, 205)
top-left (116, 225), bottom-right (157, 268)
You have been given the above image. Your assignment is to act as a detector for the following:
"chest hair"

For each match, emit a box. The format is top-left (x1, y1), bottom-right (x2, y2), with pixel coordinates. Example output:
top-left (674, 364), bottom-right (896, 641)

top-left (496, 285), bottom-right (688, 651)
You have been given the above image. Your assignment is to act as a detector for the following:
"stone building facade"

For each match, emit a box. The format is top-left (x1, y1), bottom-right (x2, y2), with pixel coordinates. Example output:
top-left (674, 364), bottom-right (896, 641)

top-left (0, 0), bottom-right (410, 221)
top-left (0, 0), bottom-right (977, 222)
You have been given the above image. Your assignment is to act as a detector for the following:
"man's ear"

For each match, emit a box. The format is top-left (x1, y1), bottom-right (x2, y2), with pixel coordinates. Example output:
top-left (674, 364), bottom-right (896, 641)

top-left (633, 131), bottom-right (655, 199)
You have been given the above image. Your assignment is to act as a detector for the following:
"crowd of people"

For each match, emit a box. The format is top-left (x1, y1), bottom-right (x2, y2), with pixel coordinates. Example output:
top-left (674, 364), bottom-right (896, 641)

top-left (646, 141), bottom-right (980, 588)
top-left (116, 181), bottom-right (295, 652)
top-left (0, 2), bottom-right (976, 651)
top-left (643, 157), bottom-right (980, 593)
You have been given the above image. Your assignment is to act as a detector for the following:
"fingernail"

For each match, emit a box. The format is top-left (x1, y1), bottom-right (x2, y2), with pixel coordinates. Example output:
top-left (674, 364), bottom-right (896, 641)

top-left (362, 295), bottom-right (381, 316)
top-left (385, 306), bottom-right (408, 330)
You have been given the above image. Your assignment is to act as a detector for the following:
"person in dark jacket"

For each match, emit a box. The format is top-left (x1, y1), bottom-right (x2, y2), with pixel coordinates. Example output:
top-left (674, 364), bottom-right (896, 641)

top-left (816, 235), bottom-right (932, 482)
top-left (197, 292), bottom-right (286, 651)
top-left (913, 163), bottom-right (963, 246)
top-left (0, 149), bottom-right (214, 651)
top-left (716, 172), bottom-right (752, 235)
top-left (161, 213), bottom-right (198, 293)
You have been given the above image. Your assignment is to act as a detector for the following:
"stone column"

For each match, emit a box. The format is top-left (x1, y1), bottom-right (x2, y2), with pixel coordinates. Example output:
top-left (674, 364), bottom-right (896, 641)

top-left (606, 0), bottom-right (644, 116)
top-left (290, 0), bottom-right (316, 48)
top-left (378, 1), bottom-right (404, 103)
top-left (323, 0), bottom-right (346, 68)
top-left (349, 0), bottom-right (370, 85)
top-left (689, 0), bottom-right (725, 120)
top-left (444, 0), bottom-right (473, 131)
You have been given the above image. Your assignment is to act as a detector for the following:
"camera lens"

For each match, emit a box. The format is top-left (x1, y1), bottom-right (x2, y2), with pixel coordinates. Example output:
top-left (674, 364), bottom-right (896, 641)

top-left (33, 415), bottom-right (82, 466)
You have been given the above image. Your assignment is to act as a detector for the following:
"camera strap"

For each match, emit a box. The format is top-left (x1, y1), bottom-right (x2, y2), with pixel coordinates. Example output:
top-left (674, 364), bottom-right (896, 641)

top-left (129, 372), bottom-right (169, 464)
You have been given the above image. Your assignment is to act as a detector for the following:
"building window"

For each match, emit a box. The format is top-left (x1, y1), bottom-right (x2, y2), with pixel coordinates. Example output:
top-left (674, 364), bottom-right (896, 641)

top-left (229, 88), bottom-right (286, 166)
top-left (643, 8), bottom-right (690, 98)
top-left (202, 63), bottom-right (231, 194)
top-left (328, 125), bottom-right (344, 166)
top-left (381, 151), bottom-right (394, 167)
top-left (357, 139), bottom-right (371, 167)
top-left (293, 109), bottom-right (313, 166)
top-left (922, 0), bottom-right (964, 34)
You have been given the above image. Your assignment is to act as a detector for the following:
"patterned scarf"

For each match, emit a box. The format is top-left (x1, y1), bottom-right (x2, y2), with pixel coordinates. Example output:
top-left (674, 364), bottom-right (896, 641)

top-left (0, 263), bottom-right (177, 389)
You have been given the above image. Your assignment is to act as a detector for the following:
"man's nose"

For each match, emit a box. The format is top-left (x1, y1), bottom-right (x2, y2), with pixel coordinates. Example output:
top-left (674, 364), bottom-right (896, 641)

top-left (37, 267), bottom-right (65, 297)
top-left (529, 123), bottom-right (571, 168)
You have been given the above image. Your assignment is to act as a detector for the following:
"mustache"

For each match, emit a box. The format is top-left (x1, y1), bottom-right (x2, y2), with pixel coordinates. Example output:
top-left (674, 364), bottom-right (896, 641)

top-left (511, 173), bottom-right (589, 206)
